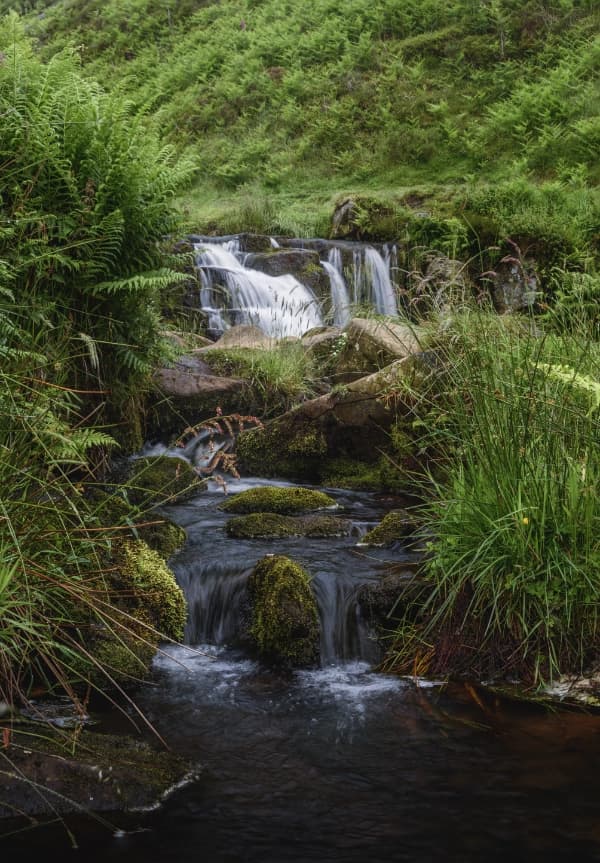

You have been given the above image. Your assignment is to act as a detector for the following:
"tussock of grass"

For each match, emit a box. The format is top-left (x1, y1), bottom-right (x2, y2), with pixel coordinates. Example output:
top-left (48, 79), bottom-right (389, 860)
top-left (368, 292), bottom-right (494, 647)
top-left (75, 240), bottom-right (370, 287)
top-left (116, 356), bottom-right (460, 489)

top-left (385, 309), bottom-right (600, 685)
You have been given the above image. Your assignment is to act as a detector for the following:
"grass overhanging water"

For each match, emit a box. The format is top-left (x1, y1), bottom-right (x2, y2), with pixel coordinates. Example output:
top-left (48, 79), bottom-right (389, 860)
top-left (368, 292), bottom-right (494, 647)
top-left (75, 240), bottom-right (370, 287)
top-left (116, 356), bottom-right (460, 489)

top-left (385, 308), bottom-right (600, 686)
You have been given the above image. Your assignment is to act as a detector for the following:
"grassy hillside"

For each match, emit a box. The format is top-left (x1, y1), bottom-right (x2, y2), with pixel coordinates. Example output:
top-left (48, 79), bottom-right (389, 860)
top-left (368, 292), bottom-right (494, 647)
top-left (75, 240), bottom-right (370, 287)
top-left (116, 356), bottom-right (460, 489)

top-left (6, 0), bottom-right (597, 246)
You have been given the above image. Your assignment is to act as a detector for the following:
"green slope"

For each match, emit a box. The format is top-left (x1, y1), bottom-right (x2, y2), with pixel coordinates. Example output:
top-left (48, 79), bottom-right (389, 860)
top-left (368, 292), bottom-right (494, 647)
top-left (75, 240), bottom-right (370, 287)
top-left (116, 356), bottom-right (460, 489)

top-left (10, 0), bottom-right (600, 248)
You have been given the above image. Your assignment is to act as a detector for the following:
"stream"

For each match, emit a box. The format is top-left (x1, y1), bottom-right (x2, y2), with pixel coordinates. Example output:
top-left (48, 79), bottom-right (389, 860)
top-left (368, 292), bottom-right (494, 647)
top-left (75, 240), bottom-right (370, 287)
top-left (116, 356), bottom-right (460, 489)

top-left (7, 478), bottom-right (600, 860)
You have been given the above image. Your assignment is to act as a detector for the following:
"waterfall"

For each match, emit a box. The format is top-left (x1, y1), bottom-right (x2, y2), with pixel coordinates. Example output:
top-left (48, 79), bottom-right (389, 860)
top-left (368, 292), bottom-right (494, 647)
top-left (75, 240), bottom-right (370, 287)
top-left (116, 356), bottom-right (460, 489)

top-left (194, 241), bottom-right (323, 338)
top-left (311, 573), bottom-right (379, 665)
top-left (177, 559), bottom-right (252, 645)
top-left (352, 246), bottom-right (398, 316)
top-left (176, 555), bottom-right (377, 665)
top-left (192, 235), bottom-right (399, 336)
top-left (321, 247), bottom-right (351, 327)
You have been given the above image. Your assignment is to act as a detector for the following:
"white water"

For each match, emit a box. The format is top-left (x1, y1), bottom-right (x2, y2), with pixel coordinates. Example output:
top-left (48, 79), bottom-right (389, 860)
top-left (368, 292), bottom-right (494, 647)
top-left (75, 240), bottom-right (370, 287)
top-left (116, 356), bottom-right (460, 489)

top-left (194, 241), bottom-right (323, 338)
top-left (352, 246), bottom-right (398, 316)
top-left (321, 260), bottom-right (351, 327)
top-left (193, 236), bottom-right (400, 334)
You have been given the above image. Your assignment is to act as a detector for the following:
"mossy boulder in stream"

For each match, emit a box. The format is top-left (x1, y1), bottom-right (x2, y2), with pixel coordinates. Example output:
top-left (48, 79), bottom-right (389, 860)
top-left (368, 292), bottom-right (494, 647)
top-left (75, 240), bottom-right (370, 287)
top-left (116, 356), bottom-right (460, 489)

top-left (226, 512), bottom-right (350, 539)
top-left (220, 485), bottom-right (336, 515)
top-left (247, 555), bottom-right (320, 667)
top-left (361, 510), bottom-right (421, 546)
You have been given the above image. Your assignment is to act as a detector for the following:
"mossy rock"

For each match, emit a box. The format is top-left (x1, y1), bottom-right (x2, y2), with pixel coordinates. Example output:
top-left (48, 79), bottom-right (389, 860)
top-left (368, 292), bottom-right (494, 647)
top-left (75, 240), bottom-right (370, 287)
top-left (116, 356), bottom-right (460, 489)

top-left (226, 512), bottom-right (350, 539)
top-left (220, 485), bottom-right (336, 515)
top-left (125, 456), bottom-right (205, 507)
top-left (361, 510), bottom-right (420, 546)
top-left (88, 487), bottom-right (186, 558)
top-left (139, 518), bottom-right (187, 559)
top-left (321, 458), bottom-right (384, 491)
top-left (237, 421), bottom-right (327, 481)
top-left (83, 539), bottom-right (187, 686)
top-left (0, 724), bottom-right (196, 818)
top-left (114, 539), bottom-right (187, 641)
top-left (247, 555), bottom-right (320, 666)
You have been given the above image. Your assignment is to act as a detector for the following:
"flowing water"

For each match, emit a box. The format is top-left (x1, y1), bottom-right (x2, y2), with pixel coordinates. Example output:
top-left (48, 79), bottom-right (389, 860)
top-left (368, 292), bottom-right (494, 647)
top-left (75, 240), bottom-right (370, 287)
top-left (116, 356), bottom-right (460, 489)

top-left (6, 478), bottom-right (600, 861)
top-left (192, 235), bottom-right (399, 335)
top-left (194, 241), bottom-right (323, 338)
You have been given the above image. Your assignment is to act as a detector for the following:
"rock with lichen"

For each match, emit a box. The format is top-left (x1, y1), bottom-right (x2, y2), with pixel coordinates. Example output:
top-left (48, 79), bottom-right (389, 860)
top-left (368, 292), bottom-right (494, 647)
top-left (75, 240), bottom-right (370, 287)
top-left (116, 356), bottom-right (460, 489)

top-left (247, 555), bottom-right (320, 666)
top-left (226, 512), bottom-right (350, 539)
top-left (219, 485), bottom-right (337, 515)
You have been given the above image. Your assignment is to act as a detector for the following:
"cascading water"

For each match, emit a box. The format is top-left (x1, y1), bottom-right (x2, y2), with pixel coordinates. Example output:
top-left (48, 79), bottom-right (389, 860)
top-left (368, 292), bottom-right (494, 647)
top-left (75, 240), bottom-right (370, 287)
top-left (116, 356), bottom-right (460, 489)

top-left (192, 235), bottom-right (400, 334)
top-left (321, 251), bottom-right (351, 327)
top-left (163, 477), bottom-right (413, 666)
top-left (194, 241), bottom-right (323, 338)
top-left (352, 246), bottom-right (398, 316)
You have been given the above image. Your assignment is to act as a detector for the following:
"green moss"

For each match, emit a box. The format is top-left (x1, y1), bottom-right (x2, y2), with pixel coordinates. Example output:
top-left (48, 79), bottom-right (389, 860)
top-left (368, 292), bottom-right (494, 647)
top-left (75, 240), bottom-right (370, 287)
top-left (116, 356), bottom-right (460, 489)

top-left (237, 421), bottom-right (327, 480)
top-left (88, 487), bottom-right (186, 558)
top-left (92, 630), bottom-right (157, 683)
top-left (362, 510), bottom-right (419, 547)
top-left (226, 512), bottom-right (350, 539)
top-left (247, 555), bottom-right (319, 666)
top-left (139, 519), bottom-right (187, 559)
top-left (220, 485), bottom-right (336, 515)
top-left (116, 539), bottom-right (187, 641)
top-left (125, 456), bottom-right (206, 507)
top-left (322, 458), bottom-right (383, 490)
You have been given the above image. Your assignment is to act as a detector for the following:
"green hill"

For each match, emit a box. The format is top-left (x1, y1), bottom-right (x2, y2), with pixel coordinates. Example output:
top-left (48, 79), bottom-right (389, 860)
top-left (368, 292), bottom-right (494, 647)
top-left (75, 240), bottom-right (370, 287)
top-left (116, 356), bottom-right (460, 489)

top-left (8, 0), bottom-right (599, 253)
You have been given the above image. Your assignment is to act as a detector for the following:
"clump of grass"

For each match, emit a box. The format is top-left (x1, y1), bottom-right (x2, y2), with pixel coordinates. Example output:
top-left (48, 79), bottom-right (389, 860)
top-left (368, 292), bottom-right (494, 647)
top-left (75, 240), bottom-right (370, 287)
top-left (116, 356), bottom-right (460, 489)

top-left (207, 341), bottom-right (317, 416)
top-left (385, 308), bottom-right (600, 685)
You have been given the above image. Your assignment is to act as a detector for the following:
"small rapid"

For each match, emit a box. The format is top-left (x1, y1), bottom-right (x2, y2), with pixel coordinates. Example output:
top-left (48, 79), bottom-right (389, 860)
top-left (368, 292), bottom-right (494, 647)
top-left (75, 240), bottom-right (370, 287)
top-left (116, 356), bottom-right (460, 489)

top-left (10, 476), bottom-right (600, 862)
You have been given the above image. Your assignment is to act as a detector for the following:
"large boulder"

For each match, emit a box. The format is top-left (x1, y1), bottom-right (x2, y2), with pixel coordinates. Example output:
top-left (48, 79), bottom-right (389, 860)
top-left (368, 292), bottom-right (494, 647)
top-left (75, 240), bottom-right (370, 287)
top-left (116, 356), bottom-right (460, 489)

top-left (490, 258), bottom-right (539, 314)
top-left (244, 249), bottom-right (329, 299)
top-left (332, 318), bottom-right (423, 382)
top-left (246, 555), bottom-right (320, 666)
top-left (237, 354), bottom-right (427, 480)
top-left (149, 353), bottom-right (250, 437)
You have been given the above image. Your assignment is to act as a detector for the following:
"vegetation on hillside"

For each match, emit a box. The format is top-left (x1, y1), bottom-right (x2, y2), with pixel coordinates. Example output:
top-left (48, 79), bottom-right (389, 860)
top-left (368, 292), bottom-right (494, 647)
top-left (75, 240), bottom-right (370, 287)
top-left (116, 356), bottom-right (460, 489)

top-left (9, 0), bottom-right (600, 248)
top-left (0, 18), bottom-right (191, 706)
top-left (0, 0), bottom-right (598, 700)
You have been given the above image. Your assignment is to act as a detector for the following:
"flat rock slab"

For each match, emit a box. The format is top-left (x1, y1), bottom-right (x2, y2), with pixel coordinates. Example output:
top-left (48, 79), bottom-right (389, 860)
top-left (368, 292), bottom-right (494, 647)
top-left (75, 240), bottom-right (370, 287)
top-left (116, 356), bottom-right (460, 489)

top-left (0, 725), bottom-right (199, 821)
top-left (153, 355), bottom-right (246, 399)
top-left (198, 324), bottom-right (275, 351)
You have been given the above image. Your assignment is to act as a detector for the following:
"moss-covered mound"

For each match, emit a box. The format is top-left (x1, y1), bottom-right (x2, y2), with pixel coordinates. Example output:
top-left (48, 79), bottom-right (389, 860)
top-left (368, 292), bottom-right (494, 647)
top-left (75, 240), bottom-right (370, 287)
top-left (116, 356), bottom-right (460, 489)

top-left (237, 421), bottom-right (328, 481)
top-left (247, 555), bottom-right (320, 667)
top-left (361, 510), bottom-right (420, 547)
top-left (138, 518), bottom-right (187, 559)
top-left (87, 539), bottom-right (187, 685)
top-left (226, 512), bottom-right (350, 539)
top-left (89, 487), bottom-right (187, 558)
top-left (125, 456), bottom-right (205, 507)
top-left (220, 485), bottom-right (336, 515)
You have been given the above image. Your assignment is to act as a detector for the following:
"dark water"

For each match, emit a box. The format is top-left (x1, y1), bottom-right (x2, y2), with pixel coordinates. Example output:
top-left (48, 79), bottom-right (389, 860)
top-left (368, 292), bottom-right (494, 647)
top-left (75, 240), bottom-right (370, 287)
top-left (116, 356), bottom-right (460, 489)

top-left (4, 479), bottom-right (600, 861)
